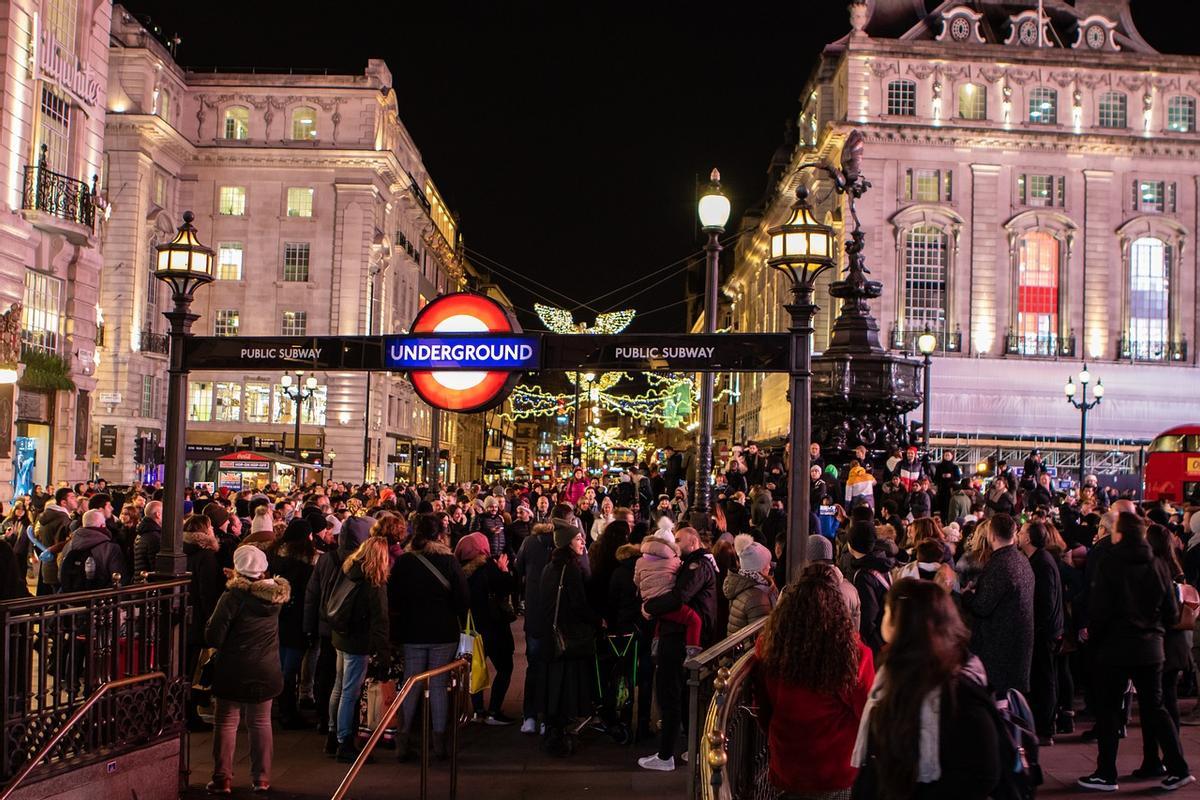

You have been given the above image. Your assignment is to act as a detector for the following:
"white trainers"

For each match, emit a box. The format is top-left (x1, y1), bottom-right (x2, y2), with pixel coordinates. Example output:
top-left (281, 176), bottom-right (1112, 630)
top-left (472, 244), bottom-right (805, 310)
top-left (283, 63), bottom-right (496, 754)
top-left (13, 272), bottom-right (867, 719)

top-left (520, 718), bottom-right (537, 734)
top-left (638, 754), bottom-right (676, 772)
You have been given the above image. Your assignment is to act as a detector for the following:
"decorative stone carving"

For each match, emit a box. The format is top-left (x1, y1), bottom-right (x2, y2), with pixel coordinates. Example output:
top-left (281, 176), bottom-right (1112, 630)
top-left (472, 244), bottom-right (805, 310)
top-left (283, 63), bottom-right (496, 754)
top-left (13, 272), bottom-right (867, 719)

top-left (849, 1), bottom-right (868, 35)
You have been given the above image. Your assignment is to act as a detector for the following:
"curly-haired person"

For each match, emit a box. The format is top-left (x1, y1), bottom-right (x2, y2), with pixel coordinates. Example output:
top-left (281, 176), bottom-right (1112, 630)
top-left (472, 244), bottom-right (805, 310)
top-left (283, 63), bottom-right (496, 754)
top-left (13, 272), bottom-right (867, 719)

top-left (752, 563), bottom-right (874, 800)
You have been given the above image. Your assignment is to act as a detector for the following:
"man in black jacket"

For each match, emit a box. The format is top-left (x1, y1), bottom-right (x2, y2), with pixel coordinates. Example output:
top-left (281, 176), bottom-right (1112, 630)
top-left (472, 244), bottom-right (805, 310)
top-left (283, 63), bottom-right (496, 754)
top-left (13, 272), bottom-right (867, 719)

top-left (132, 500), bottom-right (163, 576)
top-left (34, 487), bottom-right (77, 595)
top-left (514, 520), bottom-right (557, 734)
top-left (638, 527), bottom-right (717, 772)
top-left (846, 521), bottom-right (894, 657)
top-left (1019, 520), bottom-right (1064, 743)
top-left (59, 509), bottom-right (128, 590)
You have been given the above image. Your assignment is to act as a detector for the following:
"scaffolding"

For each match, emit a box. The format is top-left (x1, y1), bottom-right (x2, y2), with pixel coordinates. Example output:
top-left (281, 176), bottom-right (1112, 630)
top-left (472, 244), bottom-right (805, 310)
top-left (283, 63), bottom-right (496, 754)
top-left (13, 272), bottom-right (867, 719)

top-left (928, 433), bottom-right (1144, 478)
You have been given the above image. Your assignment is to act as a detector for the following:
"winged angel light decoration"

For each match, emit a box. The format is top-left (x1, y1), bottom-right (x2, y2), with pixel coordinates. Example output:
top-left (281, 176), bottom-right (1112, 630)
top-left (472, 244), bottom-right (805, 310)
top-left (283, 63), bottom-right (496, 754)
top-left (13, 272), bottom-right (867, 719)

top-left (534, 304), bottom-right (636, 335)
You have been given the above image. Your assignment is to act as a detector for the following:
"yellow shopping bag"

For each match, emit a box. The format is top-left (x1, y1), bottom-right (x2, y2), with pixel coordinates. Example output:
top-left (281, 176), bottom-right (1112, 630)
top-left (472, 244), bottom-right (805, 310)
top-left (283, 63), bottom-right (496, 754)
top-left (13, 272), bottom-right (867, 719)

top-left (464, 611), bottom-right (491, 694)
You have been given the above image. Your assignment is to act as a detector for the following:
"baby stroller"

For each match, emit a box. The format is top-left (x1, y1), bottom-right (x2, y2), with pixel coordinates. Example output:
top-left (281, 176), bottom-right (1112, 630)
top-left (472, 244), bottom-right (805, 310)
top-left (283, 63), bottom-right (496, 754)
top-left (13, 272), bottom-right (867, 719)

top-left (593, 632), bottom-right (640, 745)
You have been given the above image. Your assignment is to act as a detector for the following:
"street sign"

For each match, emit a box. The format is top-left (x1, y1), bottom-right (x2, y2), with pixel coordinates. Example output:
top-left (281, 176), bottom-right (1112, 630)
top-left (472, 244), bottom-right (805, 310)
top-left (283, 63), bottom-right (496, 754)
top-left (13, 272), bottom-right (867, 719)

top-left (384, 335), bottom-right (540, 370)
top-left (540, 334), bottom-right (789, 372)
top-left (99, 425), bottom-right (117, 458)
top-left (98, 392), bottom-right (122, 405)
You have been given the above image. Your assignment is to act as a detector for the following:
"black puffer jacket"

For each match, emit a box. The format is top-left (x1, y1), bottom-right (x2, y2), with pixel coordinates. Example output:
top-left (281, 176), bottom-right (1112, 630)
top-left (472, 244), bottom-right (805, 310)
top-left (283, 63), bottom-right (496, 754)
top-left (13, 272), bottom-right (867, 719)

top-left (185, 529), bottom-right (224, 647)
top-left (388, 540), bottom-right (469, 645)
top-left (642, 546), bottom-right (719, 647)
top-left (1089, 537), bottom-right (1178, 667)
top-left (206, 575), bottom-right (290, 703)
top-left (267, 545), bottom-right (314, 649)
top-left (132, 517), bottom-right (162, 576)
top-left (850, 546), bottom-right (897, 656)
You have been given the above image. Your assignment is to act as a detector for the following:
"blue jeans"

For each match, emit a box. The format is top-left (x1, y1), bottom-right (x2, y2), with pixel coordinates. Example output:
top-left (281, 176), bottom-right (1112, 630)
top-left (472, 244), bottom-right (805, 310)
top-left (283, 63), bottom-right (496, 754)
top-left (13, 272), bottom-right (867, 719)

top-left (401, 643), bottom-right (458, 734)
top-left (328, 650), bottom-right (369, 744)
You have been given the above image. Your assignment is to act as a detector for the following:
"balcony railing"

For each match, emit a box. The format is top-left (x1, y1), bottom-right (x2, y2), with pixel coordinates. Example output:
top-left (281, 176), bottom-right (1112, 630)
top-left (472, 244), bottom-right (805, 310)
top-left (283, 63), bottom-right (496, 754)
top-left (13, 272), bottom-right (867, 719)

top-left (1117, 335), bottom-right (1188, 363)
top-left (21, 145), bottom-right (97, 230)
top-left (889, 324), bottom-right (963, 354)
top-left (1004, 329), bottom-right (1076, 358)
top-left (140, 329), bottom-right (170, 355)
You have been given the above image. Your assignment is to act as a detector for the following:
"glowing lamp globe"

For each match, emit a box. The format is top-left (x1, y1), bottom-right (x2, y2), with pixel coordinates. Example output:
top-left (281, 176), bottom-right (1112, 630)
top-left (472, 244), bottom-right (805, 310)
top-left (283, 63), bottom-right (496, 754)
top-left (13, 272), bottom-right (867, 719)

top-left (154, 211), bottom-right (214, 297)
top-left (767, 186), bottom-right (834, 285)
top-left (697, 168), bottom-right (731, 232)
top-left (916, 327), bottom-right (938, 356)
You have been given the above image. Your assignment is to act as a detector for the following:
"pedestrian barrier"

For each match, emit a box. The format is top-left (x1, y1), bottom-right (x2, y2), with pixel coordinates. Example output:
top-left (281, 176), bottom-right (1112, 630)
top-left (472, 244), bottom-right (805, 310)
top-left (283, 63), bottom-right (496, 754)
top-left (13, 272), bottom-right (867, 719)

top-left (697, 649), bottom-right (770, 800)
top-left (684, 617), bottom-right (766, 799)
top-left (331, 657), bottom-right (471, 800)
top-left (0, 580), bottom-right (190, 788)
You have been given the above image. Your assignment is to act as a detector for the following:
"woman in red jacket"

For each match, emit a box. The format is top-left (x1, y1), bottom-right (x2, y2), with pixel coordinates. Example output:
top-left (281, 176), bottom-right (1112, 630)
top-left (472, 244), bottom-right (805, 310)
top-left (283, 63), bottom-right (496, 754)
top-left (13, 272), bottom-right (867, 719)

top-left (754, 563), bottom-right (874, 798)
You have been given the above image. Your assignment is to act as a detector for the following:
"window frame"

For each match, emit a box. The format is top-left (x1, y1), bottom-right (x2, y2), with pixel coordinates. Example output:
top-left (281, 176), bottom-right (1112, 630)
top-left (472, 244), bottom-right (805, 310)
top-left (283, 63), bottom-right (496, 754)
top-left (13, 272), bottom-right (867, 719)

top-left (1028, 87), bottom-right (1058, 125)
top-left (291, 106), bottom-right (318, 140)
top-left (901, 224), bottom-right (949, 334)
top-left (286, 187), bottom-right (314, 218)
top-left (223, 106), bottom-right (250, 140)
top-left (282, 242), bottom-right (311, 282)
top-left (1097, 91), bottom-right (1128, 129)
top-left (887, 80), bottom-right (917, 117)
top-left (218, 186), bottom-right (246, 216)
top-left (213, 309), bottom-right (240, 337)
top-left (281, 310), bottom-right (307, 336)
top-left (21, 269), bottom-right (64, 355)
top-left (1167, 95), bottom-right (1196, 133)
top-left (187, 380), bottom-right (214, 422)
top-left (1126, 236), bottom-right (1172, 359)
top-left (958, 82), bottom-right (987, 120)
top-left (216, 242), bottom-right (243, 281)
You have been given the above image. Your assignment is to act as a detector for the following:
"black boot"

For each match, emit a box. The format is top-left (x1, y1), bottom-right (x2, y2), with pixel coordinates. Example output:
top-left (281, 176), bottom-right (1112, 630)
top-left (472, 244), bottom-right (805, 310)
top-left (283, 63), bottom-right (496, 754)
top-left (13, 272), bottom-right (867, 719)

top-left (324, 731), bottom-right (339, 756)
top-left (336, 739), bottom-right (375, 764)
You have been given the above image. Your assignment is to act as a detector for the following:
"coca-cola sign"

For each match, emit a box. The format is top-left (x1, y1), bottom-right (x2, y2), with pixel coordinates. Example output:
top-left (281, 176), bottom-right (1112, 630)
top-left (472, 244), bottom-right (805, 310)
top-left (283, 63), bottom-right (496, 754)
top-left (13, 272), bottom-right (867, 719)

top-left (37, 29), bottom-right (102, 109)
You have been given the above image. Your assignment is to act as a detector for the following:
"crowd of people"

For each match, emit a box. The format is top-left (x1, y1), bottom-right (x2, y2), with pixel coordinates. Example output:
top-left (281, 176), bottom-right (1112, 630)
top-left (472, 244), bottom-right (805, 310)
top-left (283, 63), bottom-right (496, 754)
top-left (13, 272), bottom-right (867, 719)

top-left (0, 439), bottom-right (1196, 796)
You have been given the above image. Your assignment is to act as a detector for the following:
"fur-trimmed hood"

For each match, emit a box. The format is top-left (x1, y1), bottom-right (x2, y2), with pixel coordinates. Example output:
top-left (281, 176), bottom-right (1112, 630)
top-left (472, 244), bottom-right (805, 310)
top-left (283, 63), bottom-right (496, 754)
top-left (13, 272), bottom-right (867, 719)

top-left (616, 543), bottom-right (641, 561)
top-left (461, 554), bottom-right (488, 577)
top-left (406, 538), bottom-right (452, 557)
top-left (183, 528), bottom-right (219, 551)
top-left (225, 574), bottom-right (291, 604)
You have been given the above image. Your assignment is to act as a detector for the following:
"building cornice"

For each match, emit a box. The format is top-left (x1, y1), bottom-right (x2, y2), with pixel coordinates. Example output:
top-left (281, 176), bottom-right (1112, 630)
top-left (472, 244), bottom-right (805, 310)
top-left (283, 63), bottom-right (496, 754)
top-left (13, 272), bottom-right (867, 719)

top-left (844, 36), bottom-right (1200, 73)
top-left (843, 122), bottom-right (1200, 159)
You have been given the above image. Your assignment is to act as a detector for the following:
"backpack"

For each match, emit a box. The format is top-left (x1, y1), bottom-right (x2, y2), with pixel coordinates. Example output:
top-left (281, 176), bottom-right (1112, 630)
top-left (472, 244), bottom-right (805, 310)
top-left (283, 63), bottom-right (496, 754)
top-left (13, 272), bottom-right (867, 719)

top-left (321, 567), bottom-right (361, 635)
top-left (991, 687), bottom-right (1043, 800)
top-left (59, 543), bottom-right (107, 592)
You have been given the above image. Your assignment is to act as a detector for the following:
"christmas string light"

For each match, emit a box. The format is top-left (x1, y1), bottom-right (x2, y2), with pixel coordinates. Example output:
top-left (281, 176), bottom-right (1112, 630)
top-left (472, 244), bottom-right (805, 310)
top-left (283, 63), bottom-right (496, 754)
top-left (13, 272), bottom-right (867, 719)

top-left (534, 303), bottom-right (637, 335)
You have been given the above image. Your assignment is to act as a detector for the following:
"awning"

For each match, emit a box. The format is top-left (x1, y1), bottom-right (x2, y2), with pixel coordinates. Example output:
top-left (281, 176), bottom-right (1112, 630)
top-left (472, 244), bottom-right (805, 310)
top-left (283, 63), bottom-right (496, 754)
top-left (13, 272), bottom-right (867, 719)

top-left (216, 450), bottom-right (323, 472)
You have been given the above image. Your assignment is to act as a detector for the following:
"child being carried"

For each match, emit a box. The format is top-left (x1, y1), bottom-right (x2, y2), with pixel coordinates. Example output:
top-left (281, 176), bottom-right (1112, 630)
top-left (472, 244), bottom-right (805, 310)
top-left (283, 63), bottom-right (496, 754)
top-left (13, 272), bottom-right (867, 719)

top-left (633, 519), bottom-right (703, 657)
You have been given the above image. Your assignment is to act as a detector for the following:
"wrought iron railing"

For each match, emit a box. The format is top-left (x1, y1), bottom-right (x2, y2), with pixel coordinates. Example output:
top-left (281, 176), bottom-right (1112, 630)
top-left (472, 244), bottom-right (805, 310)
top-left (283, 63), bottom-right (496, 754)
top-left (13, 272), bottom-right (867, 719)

top-left (21, 145), bottom-right (97, 230)
top-left (140, 329), bottom-right (170, 355)
top-left (889, 324), bottom-right (963, 354)
top-left (685, 617), bottom-right (767, 799)
top-left (1004, 329), bottom-right (1076, 358)
top-left (698, 649), bottom-right (773, 800)
top-left (1116, 335), bottom-right (1188, 362)
top-left (0, 579), bottom-right (189, 783)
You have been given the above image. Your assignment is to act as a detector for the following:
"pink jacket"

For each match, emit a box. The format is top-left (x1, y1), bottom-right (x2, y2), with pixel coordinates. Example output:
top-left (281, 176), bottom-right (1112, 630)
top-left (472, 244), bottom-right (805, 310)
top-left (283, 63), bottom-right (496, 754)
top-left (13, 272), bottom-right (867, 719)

top-left (563, 478), bottom-right (589, 506)
top-left (633, 535), bottom-right (681, 602)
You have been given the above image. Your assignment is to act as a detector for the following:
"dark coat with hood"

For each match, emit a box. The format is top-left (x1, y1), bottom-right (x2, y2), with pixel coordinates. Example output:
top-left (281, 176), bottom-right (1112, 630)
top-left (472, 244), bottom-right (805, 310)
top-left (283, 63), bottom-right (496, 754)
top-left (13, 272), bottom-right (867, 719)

top-left (606, 543), bottom-right (642, 633)
top-left (849, 543), bottom-right (897, 656)
top-left (1089, 536), bottom-right (1179, 667)
top-left (305, 517), bottom-right (371, 639)
top-left (59, 525), bottom-right (129, 589)
top-left (463, 556), bottom-right (515, 638)
top-left (185, 527), bottom-right (224, 646)
top-left (132, 516), bottom-right (162, 576)
top-left (34, 503), bottom-right (73, 586)
top-left (643, 546), bottom-right (719, 647)
top-left (514, 526), bottom-right (556, 635)
top-left (331, 559), bottom-right (390, 658)
top-left (963, 544), bottom-right (1035, 694)
top-left (267, 543), bottom-right (314, 650)
top-left (388, 539), bottom-right (469, 645)
top-left (206, 574), bottom-right (290, 703)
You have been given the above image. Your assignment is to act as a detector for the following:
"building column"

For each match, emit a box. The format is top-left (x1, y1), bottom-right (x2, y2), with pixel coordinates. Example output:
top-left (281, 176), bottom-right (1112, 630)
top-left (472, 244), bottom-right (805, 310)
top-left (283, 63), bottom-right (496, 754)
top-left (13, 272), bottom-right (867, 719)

top-left (969, 164), bottom-right (1002, 355)
top-left (1083, 170), bottom-right (1115, 360)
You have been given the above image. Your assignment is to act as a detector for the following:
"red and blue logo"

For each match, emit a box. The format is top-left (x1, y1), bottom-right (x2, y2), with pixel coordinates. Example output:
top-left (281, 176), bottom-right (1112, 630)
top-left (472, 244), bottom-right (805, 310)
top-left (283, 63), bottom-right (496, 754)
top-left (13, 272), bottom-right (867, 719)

top-left (401, 292), bottom-right (531, 413)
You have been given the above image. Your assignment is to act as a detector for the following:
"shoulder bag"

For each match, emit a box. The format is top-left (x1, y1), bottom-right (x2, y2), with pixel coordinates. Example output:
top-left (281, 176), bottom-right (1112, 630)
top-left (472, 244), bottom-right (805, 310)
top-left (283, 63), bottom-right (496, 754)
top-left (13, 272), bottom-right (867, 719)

top-left (550, 564), bottom-right (595, 660)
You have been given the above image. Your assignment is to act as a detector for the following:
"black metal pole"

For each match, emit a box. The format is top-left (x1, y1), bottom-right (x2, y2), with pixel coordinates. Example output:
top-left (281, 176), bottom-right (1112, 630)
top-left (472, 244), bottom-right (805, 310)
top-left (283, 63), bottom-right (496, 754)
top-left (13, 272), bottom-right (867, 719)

top-left (572, 376), bottom-right (581, 466)
top-left (293, 384), bottom-right (302, 461)
top-left (785, 284), bottom-right (816, 584)
top-left (156, 294), bottom-right (196, 577)
top-left (429, 408), bottom-right (442, 487)
top-left (480, 410), bottom-right (488, 484)
top-left (922, 352), bottom-right (932, 451)
top-left (1078, 379), bottom-right (1088, 488)
top-left (695, 230), bottom-right (721, 523)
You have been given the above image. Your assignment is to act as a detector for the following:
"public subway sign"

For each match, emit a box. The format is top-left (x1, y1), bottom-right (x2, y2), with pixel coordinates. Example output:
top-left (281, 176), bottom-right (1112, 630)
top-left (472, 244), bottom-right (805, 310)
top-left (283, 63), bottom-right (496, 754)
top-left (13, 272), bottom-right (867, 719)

top-left (384, 336), bottom-right (540, 370)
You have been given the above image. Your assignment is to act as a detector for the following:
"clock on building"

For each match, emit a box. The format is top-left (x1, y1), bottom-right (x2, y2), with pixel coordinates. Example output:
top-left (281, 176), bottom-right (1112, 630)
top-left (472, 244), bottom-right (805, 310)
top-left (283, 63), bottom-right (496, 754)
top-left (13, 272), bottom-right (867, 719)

top-left (1018, 18), bottom-right (1039, 45)
top-left (1085, 23), bottom-right (1106, 49)
top-left (950, 16), bottom-right (971, 41)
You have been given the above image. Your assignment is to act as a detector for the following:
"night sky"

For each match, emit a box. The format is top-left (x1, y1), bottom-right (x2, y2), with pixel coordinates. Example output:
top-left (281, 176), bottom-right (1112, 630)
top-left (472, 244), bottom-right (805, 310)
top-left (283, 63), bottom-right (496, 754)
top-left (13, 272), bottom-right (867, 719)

top-left (122, 1), bottom-right (1193, 334)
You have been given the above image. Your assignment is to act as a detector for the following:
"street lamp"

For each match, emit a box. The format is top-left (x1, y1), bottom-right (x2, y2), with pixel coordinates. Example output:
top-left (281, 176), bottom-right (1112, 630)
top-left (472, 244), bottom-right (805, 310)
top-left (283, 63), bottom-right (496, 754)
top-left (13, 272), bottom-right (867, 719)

top-left (916, 326), bottom-right (938, 451)
top-left (1065, 364), bottom-right (1104, 487)
top-left (694, 168), bottom-right (731, 529)
top-left (154, 211), bottom-right (214, 576)
top-left (767, 184), bottom-right (834, 582)
top-left (281, 370), bottom-right (319, 471)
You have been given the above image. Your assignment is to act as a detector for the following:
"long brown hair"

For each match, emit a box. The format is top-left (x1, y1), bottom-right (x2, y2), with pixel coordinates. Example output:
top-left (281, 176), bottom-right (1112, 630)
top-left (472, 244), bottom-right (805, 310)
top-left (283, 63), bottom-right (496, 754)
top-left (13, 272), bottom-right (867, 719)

top-left (758, 564), bottom-right (859, 696)
top-left (1147, 523), bottom-right (1184, 578)
top-left (870, 578), bottom-right (971, 800)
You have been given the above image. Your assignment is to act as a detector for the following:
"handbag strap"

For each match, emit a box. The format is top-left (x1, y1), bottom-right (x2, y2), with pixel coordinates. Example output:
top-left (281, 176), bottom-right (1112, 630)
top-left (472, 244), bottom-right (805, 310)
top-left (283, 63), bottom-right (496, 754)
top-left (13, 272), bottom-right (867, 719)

top-left (552, 564), bottom-right (566, 630)
top-left (414, 552), bottom-right (451, 592)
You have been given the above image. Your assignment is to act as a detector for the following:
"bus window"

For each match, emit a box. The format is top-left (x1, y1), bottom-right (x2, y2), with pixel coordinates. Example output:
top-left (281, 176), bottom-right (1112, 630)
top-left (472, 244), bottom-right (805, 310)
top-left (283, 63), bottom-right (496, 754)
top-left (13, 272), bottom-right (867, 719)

top-left (1150, 435), bottom-right (1184, 453)
top-left (1185, 435), bottom-right (1200, 452)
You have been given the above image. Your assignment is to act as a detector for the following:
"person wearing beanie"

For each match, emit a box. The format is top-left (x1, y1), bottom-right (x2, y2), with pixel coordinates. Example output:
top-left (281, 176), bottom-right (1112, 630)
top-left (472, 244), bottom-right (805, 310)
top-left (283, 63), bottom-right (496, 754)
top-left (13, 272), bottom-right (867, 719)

top-left (724, 534), bottom-right (777, 636)
top-left (267, 520), bottom-right (316, 729)
top-left (454, 531), bottom-right (517, 725)
top-left (633, 526), bottom-right (703, 651)
top-left (846, 520), bottom-right (894, 656)
top-left (804, 536), bottom-right (861, 630)
top-left (205, 542), bottom-right (290, 794)
top-left (553, 517), bottom-right (582, 550)
top-left (204, 502), bottom-right (238, 570)
top-left (805, 534), bottom-right (834, 564)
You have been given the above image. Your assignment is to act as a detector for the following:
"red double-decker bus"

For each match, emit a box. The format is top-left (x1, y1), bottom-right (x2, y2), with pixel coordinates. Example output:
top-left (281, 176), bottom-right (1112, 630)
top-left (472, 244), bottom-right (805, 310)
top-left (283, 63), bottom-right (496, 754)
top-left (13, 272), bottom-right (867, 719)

top-left (1144, 424), bottom-right (1200, 503)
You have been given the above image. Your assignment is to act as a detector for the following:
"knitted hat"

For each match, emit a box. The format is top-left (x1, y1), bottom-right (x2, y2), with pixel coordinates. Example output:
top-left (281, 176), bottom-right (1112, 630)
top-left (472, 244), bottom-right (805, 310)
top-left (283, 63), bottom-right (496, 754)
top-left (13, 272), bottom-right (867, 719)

top-left (656, 515), bottom-right (675, 536)
top-left (233, 545), bottom-right (268, 579)
top-left (282, 518), bottom-right (312, 544)
top-left (303, 508), bottom-right (329, 533)
top-left (848, 520), bottom-right (877, 555)
top-left (454, 531), bottom-right (490, 563)
top-left (805, 534), bottom-right (834, 562)
top-left (734, 534), bottom-right (771, 574)
top-left (553, 518), bottom-right (579, 549)
top-left (943, 522), bottom-right (962, 543)
top-left (1190, 510), bottom-right (1200, 538)
top-left (204, 503), bottom-right (230, 531)
top-left (250, 510), bottom-right (274, 535)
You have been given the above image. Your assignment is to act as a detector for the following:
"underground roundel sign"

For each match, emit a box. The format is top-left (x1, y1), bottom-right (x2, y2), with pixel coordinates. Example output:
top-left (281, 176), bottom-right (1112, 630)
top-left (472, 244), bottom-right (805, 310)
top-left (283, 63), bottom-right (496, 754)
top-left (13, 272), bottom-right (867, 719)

top-left (405, 292), bottom-right (528, 413)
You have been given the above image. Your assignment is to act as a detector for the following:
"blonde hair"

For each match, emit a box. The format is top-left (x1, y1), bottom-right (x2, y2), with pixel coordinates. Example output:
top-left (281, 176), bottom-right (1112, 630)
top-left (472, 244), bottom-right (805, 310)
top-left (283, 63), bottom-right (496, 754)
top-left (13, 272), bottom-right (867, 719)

top-left (967, 518), bottom-right (994, 568)
top-left (344, 536), bottom-right (390, 586)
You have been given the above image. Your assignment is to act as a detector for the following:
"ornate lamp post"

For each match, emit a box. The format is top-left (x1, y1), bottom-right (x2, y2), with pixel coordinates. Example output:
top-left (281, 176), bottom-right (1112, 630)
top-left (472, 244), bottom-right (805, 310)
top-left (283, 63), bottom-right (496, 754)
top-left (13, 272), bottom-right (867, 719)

top-left (1065, 364), bottom-right (1104, 486)
top-left (694, 169), bottom-right (731, 527)
top-left (917, 326), bottom-right (938, 451)
top-left (154, 211), bottom-right (214, 576)
top-left (767, 185), bottom-right (834, 582)
top-left (280, 369), bottom-right (319, 464)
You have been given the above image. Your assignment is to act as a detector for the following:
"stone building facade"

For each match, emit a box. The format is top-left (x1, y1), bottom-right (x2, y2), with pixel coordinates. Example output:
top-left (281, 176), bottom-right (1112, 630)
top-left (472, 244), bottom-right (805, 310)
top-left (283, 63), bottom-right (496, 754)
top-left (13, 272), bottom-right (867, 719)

top-left (725, 0), bottom-right (1200, 470)
top-left (96, 6), bottom-right (478, 487)
top-left (0, 0), bottom-right (109, 501)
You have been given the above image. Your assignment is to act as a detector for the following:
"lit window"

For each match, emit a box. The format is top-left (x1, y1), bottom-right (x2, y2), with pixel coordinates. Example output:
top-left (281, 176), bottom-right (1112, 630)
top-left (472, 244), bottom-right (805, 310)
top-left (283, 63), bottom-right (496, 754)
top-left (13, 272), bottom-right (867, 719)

top-left (1017, 174), bottom-right (1065, 207)
top-left (1097, 91), bottom-right (1127, 129)
top-left (216, 242), bottom-right (243, 280)
top-left (904, 169), bottom-right (951, 203)
top-left (281, 310), bottom-right (307, 336)
top-left (214, 309), bottom-right (239, 337)
top-left (291, 107), bottom-right (317, 140)
top-left (38, 87), bottom-right (71, 174)
top-left (187, 381), bottom-right (213, 422)
top-left (140, 375), bottom-right (156, 418)
top-left (157, 88), bottom-right (171, 123)
top-left (283, 243), bottom-right (310, 282)
top-left (223, 107), bottom-right (249, 140)
top-left (21, 270), bottom-right (63, 355)
top-left (273, 385), bottom-right (296, 424)
top-left (1016, 231), bottom-right (1059, 355)
top-left (1167, 96), bottom-right (1196, 133)
top-left (245, 382), bottom-right (270, 423)
top-left (218, 186), bottom-right (246, 216)
top-left (44, 0), bottom-right (77, 52)
top-left (958, 83), bottom-right (986, 120)
top-left (1135, 180), bottom-right (1171, 213)
top-left (214, 382), bottom-right (242, 422)
top-left (903, 226), bottom-right (947, 333)
top-left (286, 187), bottom-right (314, 217)
top-left (152, 173), bottom-right (167, 207)
top-left (1028, 87), bottom-right (1057, 124)
top-left (887, 80), bottom-right (917, 116)
top-left (1128, 237), bottom-right (1171, 360)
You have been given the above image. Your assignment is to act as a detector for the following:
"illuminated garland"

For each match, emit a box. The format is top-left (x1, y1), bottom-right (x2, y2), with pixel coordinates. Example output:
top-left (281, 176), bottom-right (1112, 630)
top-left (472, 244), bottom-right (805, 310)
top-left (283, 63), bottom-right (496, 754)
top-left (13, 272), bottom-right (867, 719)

top-left (534, 304), bottom-right (636, 335)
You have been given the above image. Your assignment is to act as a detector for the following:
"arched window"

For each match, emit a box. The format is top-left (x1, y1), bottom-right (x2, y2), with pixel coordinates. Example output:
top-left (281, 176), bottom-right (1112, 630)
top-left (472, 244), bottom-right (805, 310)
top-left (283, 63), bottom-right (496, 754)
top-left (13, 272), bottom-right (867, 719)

top-left (1028, 87), bottom-right (1057, 124)
top-left (157, 87), bottom-right (171, 122)
top-left (958, 82), bottom-right (986, 120)
top-left (1127, 237), bottom-right (1172, 359)
top-left (1016, 231), bottom-right (1060, 355)
top-left (887, 80), bottom-right (916, 116)
top-left (903, 225), bottom-right (948, 333)
top-left (291, 107), bottom-right (317, 140)
top-left (223, 106), bottom-right (249, 140)
top-left (1167, 96), bottom-right (1196, 133)
top-left (1098, 91), bottom-right (1127, 129)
